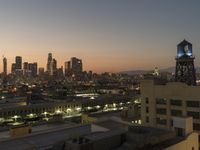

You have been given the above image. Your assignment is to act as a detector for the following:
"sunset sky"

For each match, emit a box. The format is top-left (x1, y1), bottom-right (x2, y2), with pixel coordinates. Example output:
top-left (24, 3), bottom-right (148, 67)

top-left (1, 0), bottom-right (200, 73)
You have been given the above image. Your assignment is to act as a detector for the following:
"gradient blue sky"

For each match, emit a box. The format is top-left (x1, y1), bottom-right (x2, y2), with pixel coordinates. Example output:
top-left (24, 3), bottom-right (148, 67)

top-left (0, 0), bottom-right (200, 73)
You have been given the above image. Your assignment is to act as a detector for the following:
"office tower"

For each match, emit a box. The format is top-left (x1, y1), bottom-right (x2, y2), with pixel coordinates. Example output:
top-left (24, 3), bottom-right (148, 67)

top-left (23, 62), bottom-right (29, 75)
top-left (53, 58), bottom-right (57, 74)
top-left (56, 66), bottom-right (64, 78)
top-left (32, 63), bottom-right (38, 76)
top-left (46, 53), bottom-right (57, 76)
top-left (47, 53), bottom-right (52, 75)
top-left (70, 57), bottom-right (83, 73)
top-left (15, 56), bottom-right (22, 70)
top-left (28, 63), bottom-right (37, 76)
top-left (23, 62), bottom-right (28, 70)
top-left (175, 40), bottom-right (196, 85)
top-left (64, 57), bottom-right (83, 79)
top-left (3, 57), bottom-right (7, 76)
top-left (11, 63), bottom-right (16, 74)
top-left (64, 61), bottom-right (70, 76)
top-left (38, 67), bottom-right (44, 76)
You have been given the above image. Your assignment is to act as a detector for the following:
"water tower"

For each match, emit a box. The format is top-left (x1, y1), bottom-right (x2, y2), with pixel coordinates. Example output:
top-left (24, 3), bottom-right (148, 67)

top-left (175, 40), bottom-right (196, 85)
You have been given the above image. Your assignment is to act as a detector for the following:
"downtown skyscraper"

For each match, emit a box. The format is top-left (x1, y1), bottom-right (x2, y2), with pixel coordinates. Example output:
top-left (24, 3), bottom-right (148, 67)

top-left (3, 57), bottom-right (7, 77)
top-left (46, 53), bottom-right (57, 76)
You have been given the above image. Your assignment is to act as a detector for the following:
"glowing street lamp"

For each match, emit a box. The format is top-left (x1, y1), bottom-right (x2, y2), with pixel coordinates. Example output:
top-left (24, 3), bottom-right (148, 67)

top-left (87, 107), bottom-right (92, 110)
top-left (13, 115), bottom-right (18, 122)
top-left (43, 112), bottom-right (48, 117)
top-left (76, 107), bottom-right (81, 111)
top-left (67, 108), bottom-right (72, 113)
top-left (95, 105), bottom-right (100, 109)
top-left (29, 114), bottom-right (34, 118)
top-left (55, 110), bottom-right (62, 114)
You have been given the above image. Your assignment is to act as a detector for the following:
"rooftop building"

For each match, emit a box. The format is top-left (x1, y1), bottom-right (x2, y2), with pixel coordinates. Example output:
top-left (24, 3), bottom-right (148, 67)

top-left (0, 116), bottom-right (197, 150)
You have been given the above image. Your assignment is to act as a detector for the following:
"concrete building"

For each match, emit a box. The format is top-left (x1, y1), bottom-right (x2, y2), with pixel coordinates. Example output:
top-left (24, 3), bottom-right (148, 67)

top-left (15, 56), bottom-right (22, 70)
top-left (0, 123), bottom-right (91, 150)
top-left (70, 57), bottom-right (82, 73)
top-left (23, 62), bottom-right (29, 75)
top-left (23, 62), bottom-right (37, 76)
top-left (0, 116), bottom-right (198, 150)
top-left (65, 57), bottom-right (83, 79)
top-left (47, 53), bottom-right (53, 75)
top-left (28, 62), bottom-right (38, 76)
top-left (46, 53), bottom-right (57, 76)
top-left (38, 67), bottom-right (45, 76)
top-left (11, 63), bottom-right (16, 74)
top-left (0, 101), bottom-right (81, 119)
top-left (11, 56), bottom-right (23, 76)
top-left (3, 57), bottom-right (7, 76)
top-left (141, 80), bottom-right (200, 141)
top-left (64, 61), bottom-right (70, 76)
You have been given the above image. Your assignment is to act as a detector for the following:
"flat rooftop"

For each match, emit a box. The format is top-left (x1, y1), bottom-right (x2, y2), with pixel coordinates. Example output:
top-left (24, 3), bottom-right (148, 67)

top-left (0, 122), bottom-right (88, 150)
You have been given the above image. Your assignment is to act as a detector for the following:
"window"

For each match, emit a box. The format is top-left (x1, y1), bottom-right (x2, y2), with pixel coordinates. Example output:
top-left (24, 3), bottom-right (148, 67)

top-left (193, 123), bottom-right (200, 131)
top-left (186, 101), bottom-right (199, 108)
top-left (156, 98), bottom-right (167, 105)
top-left (146, 116), bottom-right (149, 123)
top-left (175, 127), bottom-right (184, 136)
top-left (156, 108), bottom-right (167, 115)
top-left (171, 120), bottom-right (173, 126)
top-left (156, 117), bottom-right (167, 125)
top-left (146, 107), bottom-right (149, 113)
top-left (187, 111), bottom-right (200, 119)
top-left (145, 97), bottom-right (149, 104)
top-left (170, 99), bottom-right (182, 106)
top-left (171, 109), bottom-right (182, 116)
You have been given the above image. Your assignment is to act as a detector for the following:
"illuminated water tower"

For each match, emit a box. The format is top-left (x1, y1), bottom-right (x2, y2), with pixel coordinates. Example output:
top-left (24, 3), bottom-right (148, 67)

top-left (175, 40), bottom-right (196, 85)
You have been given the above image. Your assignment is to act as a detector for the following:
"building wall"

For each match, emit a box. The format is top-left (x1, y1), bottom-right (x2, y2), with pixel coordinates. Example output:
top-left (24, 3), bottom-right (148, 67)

top-left (10, 125), bottom-right (31, 137)
top-left (141, 80), bottom-right (200, 140)
top-left (0, 101), bottom-right (81, 118)
top-left (164, 132), bottom-right (199, 150)
top-left (141, 80), bottom-right (200, 146)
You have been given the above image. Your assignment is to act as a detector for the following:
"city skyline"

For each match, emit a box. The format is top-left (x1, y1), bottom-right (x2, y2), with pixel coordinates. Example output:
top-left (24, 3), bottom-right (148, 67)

top-left (1, 0), bottom-right (200, 73)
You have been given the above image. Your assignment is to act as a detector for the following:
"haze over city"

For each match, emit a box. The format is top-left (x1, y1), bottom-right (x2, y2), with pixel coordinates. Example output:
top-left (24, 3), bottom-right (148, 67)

top-left (1, 1), bottom-right (200, 149)
top-left (1, 0), bottom-right (200, 73)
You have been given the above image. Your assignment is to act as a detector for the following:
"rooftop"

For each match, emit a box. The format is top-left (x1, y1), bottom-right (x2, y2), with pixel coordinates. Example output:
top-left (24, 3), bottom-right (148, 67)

top-left (0, 122), bottom-right (89, 150)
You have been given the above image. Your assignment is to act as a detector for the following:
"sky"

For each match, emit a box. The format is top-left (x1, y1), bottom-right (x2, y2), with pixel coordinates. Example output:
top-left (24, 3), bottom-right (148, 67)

top-left (0, 0), bottom-right (200, 73)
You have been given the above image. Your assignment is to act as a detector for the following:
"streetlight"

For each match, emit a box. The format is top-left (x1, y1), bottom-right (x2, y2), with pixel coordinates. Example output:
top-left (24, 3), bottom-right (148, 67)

top-left (13, 115), bottom-right (18, 122)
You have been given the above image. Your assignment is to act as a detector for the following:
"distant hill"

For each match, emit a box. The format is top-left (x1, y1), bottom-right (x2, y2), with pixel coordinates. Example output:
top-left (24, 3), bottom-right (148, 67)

top-left (118, 70), bottom-right (148, 75)
top-left (119, 66), bottom-right (200, 75)
top-left (160, 67), bottom-right (175, 73)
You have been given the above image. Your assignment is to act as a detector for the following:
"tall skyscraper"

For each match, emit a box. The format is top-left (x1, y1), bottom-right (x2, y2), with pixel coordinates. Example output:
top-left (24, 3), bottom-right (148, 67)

top-left (15, 56), bottom-right (22, 70)
top-left (3, 57), bottom-right (7, 76)
top-left (70, 57), bottom-right (83, 74)
top-left (38, 67), bottom-right (45, 76)
top-left (64, 61), bottom-right (70, 76)
top-left (23, 62), bottom-right (29, 75)
top-left (11, 63), bottom-right (16, 74)
top-left (46, 53), bottom-right (58, 76)
top-left (28, 63), bottom-right (38, 76)
top-left (47, 53), bottom-right (53, 75)
top-left (64, 57), bottom-right (83, 80)
top-left (175, 40), bottom-right (196, 85)
top-left (53, 58), bottom-right (57, 74)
